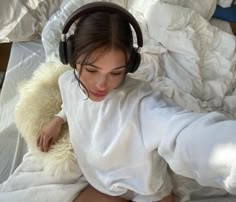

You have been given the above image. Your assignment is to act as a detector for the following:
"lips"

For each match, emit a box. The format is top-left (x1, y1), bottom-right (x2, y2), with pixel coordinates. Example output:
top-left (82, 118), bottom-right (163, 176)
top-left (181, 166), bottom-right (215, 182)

top-left (90, 90), bottom-right (107, 98)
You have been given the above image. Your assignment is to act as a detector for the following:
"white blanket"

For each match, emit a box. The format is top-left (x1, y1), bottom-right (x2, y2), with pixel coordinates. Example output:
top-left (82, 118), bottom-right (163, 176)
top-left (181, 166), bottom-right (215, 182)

top-left (1, 0), bottom-right (236, 202)
top-left (0, 152), bottom-right (86, 202)
top-left (129, 1), bottom-right (236, 115)
top-left (0, 39), bottom-right (45, 184)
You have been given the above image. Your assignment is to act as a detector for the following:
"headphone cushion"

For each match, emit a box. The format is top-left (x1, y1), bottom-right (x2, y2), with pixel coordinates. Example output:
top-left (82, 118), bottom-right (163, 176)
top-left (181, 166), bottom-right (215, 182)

top-left (66, 35), bottom-right (74, 66)
top-left (59, 40), bottom-right (68, 64)
top-left (127, 48), bottom-right (140, 73)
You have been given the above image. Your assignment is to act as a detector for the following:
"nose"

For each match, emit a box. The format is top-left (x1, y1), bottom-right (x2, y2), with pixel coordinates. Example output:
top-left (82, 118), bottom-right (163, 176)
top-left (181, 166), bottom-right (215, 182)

top-left (95, 75), bottom-right (108, 90)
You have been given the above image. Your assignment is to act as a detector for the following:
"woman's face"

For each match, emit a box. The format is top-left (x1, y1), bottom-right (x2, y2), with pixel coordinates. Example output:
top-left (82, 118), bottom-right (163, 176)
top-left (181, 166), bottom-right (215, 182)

top-left (76, 48), bottom-right (127, 102)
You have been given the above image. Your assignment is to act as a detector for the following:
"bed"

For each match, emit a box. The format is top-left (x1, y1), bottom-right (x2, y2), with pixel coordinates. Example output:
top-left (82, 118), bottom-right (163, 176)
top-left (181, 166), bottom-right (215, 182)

top-left (0, 0), bottom-right (62, 183)
top-left (0, 0), bottom-right (236, 202)
top-left (0, 39), bottom-right (45, 183)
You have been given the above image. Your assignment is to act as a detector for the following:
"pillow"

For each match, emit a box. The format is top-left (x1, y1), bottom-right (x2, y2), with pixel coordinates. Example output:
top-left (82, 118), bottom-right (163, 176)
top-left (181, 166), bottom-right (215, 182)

top-left (213, 5), bottom-right (236, 22)
top-left (0, 0), bottom-right (63, 42)
top-left (159, 0), bottom-right (217, 20)
top-left (41, 0), bottom-right (127, 61)
top-left (217, 0), bottom-right (234, 7)
top-left (41, 0), bottom-right (216, 61)
top-left (15, 61), bottom-right (80, 176)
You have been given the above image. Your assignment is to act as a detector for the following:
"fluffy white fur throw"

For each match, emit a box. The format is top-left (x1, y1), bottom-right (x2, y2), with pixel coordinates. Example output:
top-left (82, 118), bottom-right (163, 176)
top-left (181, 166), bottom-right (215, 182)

top-left (15, 61), bottom-right (80, 176)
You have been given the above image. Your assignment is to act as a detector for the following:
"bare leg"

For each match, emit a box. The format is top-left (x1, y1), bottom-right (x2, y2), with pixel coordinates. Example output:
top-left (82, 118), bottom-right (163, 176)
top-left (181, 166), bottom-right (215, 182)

top-left (157, 192), bottom-right (173, 202)
top-left (73, 185), bottom-right (130, 202)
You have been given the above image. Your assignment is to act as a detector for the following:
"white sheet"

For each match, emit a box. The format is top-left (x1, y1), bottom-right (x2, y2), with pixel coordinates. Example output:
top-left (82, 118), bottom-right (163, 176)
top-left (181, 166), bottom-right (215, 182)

top-left (0, 0), bottom-right (63, 42)
top-left (210, 18), bottom-right (233, 34)
top-left (158, 0), bottom-right (217, 19)
top-left (0, 39), bottom-right (45, 183)
top-left (129, 1), bottom-right (236, 114)
top-left (217, 0), bottom-right (234, 7)
top-left (0, 152), bottom-right (85, 202)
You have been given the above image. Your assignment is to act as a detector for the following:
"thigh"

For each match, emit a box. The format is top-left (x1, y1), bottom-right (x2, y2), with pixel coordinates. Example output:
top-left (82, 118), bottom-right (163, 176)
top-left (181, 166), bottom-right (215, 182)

top-left (73, 185), bottom-right (130, 202)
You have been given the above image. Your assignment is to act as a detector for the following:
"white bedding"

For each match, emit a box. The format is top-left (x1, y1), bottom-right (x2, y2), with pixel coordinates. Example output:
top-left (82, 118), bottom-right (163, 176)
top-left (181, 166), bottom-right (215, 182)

top-left (0, 152), bottom-right (85, 202)
top-left (1, 0), bottom-right (236, 201)
top-left (217, 0), bottom-right (235, 7)
top-left (0, 39), bottom-right (45, 183)
top-left (0, 0), bottom-right (63, 42)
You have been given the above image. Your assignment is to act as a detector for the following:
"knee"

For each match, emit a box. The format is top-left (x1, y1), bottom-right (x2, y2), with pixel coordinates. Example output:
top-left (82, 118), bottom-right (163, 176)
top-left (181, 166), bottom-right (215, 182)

top-left (73, 185), bottom-right (129, 202)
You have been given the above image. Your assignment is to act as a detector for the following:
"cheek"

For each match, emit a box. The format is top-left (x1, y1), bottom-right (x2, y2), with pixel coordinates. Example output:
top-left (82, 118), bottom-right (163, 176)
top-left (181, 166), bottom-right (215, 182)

top-left (109, 75), bottom-right (125, 89)
top-left (79, 72), bottom-right (92, 88)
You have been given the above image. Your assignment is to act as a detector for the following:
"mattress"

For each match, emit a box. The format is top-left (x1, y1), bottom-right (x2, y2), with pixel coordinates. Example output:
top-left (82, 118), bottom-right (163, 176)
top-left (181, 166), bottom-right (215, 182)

top-left (0, 38), bottom-right (45, 183)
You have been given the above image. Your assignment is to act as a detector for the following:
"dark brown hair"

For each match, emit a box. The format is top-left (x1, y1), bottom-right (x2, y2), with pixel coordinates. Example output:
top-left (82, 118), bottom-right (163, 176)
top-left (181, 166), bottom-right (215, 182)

top-left (70, 11), bottom-right (133, 68)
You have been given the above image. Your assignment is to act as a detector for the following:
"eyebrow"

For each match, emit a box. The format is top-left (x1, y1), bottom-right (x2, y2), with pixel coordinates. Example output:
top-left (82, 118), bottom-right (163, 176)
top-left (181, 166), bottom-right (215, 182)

top-left (85, 63), bottom-right (126, 70)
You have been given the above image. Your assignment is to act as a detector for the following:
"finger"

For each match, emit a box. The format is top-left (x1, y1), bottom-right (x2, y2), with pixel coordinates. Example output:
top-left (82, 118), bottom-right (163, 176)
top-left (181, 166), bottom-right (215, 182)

top-left (51, 137), bottom-right (57, 145)
top-left (36, 132), bottom-right (42, 147)
top-left (36, 136), bottom-right (39, 147)
top-left (47, 139), bottom-right (54, 152)
top-left (39, 133), bottom-right (44, 152)
top-left (43, 136), bottom-right (50, 152)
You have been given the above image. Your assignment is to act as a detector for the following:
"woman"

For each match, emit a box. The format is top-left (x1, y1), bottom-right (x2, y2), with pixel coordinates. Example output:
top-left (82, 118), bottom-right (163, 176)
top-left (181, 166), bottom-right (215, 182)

top-left (37, 2), bottom-right (173, 202)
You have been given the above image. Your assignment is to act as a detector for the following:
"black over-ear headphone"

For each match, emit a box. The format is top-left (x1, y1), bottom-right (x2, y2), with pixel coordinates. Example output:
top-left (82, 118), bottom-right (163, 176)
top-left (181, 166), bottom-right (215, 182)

top-left (59, 2), bottom-right (143, 73)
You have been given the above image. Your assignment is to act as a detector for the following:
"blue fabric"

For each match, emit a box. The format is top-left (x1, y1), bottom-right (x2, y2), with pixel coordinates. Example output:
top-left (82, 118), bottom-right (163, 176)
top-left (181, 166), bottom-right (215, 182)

top-left (213, 5), bottom-right (236, 22)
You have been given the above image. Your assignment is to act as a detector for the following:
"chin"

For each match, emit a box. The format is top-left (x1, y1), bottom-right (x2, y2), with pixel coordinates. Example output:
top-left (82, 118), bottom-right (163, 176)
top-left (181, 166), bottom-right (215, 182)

top-left (89, 95), bottom-right (106, 102)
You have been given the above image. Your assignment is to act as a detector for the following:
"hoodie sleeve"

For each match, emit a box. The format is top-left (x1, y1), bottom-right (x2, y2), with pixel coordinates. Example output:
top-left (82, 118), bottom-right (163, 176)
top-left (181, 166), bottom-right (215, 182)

top-left (54, 105), bottom-right (67, 123)
top-left (139, 89), bottom-right (236, 193)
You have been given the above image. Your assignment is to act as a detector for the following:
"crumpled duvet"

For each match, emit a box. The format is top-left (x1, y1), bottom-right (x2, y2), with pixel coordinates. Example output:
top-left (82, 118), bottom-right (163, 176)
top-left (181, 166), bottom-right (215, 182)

top-left (129, 1), bottom-right (236, 116)
top-left (0, 152), bottom-right (87, 202)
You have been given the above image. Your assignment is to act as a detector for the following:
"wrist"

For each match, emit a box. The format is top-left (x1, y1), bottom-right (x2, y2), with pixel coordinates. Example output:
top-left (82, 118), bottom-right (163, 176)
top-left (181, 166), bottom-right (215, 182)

top-left (54, 116), bottom-right (65, 126)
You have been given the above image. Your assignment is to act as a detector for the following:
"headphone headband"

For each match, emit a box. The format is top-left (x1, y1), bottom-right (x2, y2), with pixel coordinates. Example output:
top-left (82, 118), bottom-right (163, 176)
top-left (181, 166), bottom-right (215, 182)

top-left (61, 2), bottom-right (143, 47)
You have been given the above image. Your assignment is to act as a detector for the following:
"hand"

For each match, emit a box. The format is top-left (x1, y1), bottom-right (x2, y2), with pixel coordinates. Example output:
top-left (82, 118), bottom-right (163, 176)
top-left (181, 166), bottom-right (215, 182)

top-left (37, 116), bottom-right (64, 152)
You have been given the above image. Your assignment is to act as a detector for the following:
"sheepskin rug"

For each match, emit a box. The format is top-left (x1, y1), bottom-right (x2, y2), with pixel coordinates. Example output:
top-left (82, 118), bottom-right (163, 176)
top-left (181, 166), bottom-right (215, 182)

top-left (15, 61), bottom-right (80, 176)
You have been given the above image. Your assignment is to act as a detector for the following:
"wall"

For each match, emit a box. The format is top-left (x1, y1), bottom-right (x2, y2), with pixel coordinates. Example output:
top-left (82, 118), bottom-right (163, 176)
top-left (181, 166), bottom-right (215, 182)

top-left (0, 43), bottom-right (12, 72)
top-left (231, 22), bottom-right (236, 34)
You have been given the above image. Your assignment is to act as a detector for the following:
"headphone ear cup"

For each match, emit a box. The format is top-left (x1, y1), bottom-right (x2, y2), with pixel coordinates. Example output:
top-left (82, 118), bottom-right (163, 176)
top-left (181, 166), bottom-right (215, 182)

top-left (58, 35), bottom-right (74, 65)
top-left (132, 51), bottom-right (141, 73)
top-left (59, 40), bottom-right (68, 64)
top-left (127, 48), bottom-right (140, 73)
top-left (67, 35), bottom-right (74, 67)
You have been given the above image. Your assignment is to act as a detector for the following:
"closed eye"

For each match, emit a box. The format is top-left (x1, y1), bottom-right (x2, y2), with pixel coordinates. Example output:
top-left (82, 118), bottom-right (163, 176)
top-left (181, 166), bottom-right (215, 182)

top-left (84, 65), bottom-right (97, 73)
top-left (86, 68), bottom-right (97, 73)
top-left (110, 72), bottom-right (123, 76)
